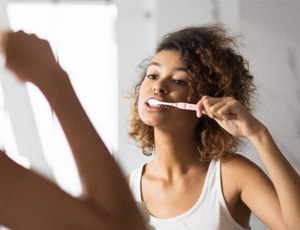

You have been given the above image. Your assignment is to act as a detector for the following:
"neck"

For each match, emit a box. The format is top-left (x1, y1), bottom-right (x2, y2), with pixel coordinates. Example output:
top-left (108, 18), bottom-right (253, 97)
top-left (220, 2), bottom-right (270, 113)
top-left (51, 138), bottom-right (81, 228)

top-left (150, 127), bottom-right (201, 178)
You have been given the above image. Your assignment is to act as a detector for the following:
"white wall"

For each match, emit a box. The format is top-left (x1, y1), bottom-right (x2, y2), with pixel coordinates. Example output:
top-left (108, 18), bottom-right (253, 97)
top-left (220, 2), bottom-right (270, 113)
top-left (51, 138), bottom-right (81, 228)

top-left (0, 0), bottom-right (54, 179)
top-left (239, 2), bottom-right (300, 228)
top-left (240, 1), bottom-right (300, 172)
top-left (115, 0), bottom-right (157, 173)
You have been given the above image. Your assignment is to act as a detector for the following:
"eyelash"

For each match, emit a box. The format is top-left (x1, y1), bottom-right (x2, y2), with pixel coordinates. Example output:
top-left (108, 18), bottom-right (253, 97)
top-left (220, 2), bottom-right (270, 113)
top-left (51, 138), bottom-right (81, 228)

top-left (173, 79), bottom-right (187, 86)
top-left (146, 74), bottom-right (157, 80)
top-left (146, 74), bottom-right (187, 86)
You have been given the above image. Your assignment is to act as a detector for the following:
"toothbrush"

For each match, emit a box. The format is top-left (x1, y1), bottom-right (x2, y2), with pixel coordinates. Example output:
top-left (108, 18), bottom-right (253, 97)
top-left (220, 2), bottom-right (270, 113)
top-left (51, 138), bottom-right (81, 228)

top-left (148, 99), bottom-right (197, 111)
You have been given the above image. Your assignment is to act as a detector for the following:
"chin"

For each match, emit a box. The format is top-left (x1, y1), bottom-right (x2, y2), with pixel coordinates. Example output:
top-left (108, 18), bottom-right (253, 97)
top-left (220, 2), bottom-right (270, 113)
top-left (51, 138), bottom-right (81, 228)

top-left (138, 107), bottom-right (170, 128)
top-left (140, 117), bottom-right (159, 127)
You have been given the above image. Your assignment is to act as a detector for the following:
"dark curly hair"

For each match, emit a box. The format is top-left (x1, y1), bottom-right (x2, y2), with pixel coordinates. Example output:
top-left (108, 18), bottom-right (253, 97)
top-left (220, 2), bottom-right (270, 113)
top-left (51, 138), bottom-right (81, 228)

top-left (128, 24), bottom-right (256, 161)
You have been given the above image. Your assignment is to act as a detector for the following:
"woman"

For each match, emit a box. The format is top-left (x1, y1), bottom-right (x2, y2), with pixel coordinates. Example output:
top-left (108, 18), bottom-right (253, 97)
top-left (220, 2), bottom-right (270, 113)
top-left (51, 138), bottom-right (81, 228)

top-left (128, 25), bottom-right (300, 229)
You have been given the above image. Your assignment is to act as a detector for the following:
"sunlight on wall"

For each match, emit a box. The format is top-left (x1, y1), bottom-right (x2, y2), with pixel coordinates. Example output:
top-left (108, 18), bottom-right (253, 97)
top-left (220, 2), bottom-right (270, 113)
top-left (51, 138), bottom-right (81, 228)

top-left (5, 2), bottom-right (117, 195)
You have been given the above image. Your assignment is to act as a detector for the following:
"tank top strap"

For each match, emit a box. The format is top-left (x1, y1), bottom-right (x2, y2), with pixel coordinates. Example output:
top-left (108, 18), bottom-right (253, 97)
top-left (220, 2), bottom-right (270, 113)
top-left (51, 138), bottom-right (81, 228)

top-left (129, 164), bottom-right (145, 202)
top-left (204, 159), bottom-right (219, 192)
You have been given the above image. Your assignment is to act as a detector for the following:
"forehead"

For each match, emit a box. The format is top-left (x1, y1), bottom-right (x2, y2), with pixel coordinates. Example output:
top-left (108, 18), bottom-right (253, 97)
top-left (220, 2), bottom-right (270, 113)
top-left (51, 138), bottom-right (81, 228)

top-left (149, 49), bottom-right (186, 68)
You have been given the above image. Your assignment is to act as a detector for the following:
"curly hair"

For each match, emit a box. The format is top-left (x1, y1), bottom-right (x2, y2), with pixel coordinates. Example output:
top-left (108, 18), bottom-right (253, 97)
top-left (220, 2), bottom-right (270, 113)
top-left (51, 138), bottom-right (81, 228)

top-left (128, 24), bottom-right (256, 161)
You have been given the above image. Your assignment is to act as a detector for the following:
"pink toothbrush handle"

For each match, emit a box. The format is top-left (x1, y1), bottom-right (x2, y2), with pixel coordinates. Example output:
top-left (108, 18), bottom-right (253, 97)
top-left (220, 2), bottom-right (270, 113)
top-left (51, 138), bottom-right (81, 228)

top-left (175, 102), bottom-right (197, 111)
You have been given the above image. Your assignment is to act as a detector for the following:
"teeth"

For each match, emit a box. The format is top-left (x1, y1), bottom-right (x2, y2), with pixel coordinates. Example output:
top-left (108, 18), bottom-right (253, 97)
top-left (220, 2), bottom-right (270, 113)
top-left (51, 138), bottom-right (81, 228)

top-left (150, 104), bottom-right (167, 108)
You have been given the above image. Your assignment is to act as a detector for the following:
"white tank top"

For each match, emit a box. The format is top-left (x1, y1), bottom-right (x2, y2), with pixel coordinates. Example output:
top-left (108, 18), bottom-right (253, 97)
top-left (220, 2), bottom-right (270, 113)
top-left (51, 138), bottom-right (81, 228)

top-left (129, 160), bottom-right (250, 230)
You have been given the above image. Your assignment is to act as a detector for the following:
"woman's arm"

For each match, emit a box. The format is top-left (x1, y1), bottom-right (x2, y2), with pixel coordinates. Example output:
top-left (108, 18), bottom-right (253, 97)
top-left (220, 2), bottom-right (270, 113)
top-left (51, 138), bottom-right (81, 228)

top-left (247, 126), bottom-right (300, 229)
top-left (198, 96), bottom-right (300, 229)
top-left (0, 31), bottom-right (146, 229)
top-left (0, 151), bottom-right (108, 229)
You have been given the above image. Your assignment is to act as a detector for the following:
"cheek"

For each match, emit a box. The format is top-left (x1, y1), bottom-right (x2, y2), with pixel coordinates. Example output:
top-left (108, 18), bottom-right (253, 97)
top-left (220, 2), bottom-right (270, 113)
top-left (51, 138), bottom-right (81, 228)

top-left (137, 98), bottom-right (159, 127)
top-left (137, 83), bottom-right (150, 119)
top-left (139, 80), bottom-right (148, 95)
top-left (138, 108), bottom-right (150, 126)
top-left (137, 102), bottom-right (155, 127)
top-left (137, 97), bottom-right (144, 118)
top-left (137, 93), bottom-right (149, 124)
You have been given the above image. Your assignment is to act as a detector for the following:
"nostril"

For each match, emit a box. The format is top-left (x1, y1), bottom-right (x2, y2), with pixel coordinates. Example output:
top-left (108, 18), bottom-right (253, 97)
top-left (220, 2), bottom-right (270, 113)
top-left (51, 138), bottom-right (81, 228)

top-left (152, 82), bottom-right (168, 95)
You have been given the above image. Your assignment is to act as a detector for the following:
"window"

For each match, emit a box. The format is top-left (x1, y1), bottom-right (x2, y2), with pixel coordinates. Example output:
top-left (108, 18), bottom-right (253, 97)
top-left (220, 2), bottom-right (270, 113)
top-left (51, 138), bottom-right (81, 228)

top-left (1, 1), bottom-right (117, 195)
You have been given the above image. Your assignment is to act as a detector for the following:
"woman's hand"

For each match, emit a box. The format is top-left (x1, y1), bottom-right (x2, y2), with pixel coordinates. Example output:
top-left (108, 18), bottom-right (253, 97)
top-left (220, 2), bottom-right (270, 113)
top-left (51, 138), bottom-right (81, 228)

top-left (196, 96), bottom-right (265, 138)
top-left (1, 30), bottom-right (62, 86)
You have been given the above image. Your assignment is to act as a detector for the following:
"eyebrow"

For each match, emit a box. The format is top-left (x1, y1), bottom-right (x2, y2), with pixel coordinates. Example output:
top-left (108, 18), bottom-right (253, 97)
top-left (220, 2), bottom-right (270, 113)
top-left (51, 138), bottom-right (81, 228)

top-left (148, 61), bottom-right (188, 72)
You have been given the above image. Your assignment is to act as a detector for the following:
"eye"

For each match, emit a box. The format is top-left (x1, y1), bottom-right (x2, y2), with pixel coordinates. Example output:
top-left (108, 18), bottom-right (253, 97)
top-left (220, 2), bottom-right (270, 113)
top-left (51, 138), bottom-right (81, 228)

top-left (146, 74), bottom-right (158, 80)
top-left (173, 79), bottom-right (187, 86)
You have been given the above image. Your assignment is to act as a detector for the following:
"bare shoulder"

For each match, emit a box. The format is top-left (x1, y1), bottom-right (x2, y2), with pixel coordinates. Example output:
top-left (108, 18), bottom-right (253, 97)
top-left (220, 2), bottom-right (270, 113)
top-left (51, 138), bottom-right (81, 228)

top-left (221, 154), bottom-right (287, 229)
top-left (222, 153), bottom-right (257, 167)
top-left (218, 154), bottom-right (270, 227)
top-left (221, 153), bottom-right (267, 177)
top-left (221, 153), bottom-right (273, 192)
top-left (221, 153), bottom-right (276, 201)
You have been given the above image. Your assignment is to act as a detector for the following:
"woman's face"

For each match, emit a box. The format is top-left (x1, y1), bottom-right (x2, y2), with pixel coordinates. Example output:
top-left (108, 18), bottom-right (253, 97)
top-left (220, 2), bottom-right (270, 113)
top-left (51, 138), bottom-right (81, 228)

top-left (138, 49), bottom-right (199, 130)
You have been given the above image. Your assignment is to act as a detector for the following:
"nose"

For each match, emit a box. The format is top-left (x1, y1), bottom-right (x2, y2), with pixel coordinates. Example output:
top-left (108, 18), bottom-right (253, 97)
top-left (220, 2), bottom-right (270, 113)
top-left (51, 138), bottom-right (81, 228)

top-left (152, 79), bottom-right (168, 95)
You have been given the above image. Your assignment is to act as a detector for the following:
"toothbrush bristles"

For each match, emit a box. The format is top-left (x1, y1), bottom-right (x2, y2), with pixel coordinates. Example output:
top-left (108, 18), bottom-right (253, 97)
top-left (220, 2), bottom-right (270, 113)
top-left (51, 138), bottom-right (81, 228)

top-left (148, 99), bottom-right (197, 111)
top-left (148, 99), bottom-right (160, 106)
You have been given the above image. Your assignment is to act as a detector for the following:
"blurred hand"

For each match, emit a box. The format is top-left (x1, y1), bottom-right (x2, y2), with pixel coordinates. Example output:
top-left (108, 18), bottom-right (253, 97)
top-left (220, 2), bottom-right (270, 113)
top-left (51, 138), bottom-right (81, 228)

top-left (0, 30), bottom-right (62, 86)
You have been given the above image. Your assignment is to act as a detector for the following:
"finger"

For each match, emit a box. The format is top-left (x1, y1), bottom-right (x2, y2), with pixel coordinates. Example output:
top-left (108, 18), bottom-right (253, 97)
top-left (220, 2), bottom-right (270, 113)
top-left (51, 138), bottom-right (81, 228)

top-left (196, 101), bottom-right (202, 118)
top-left (196, 95), bottom-right (210, 118)
top-left (197, 96), bottom-right (237, 120)
top-left (219, 101), bottom-right (241, 120)
top-left (0, 30), bottom-right (10, 55)
top-left (197, 95), bottom-right (216, 118)
top-left (0, 149), bottom-right (6, 155)
top-left (0, 30), bottom-right (10, 67)
top-left (209, 97), bottom-right (236, 120)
